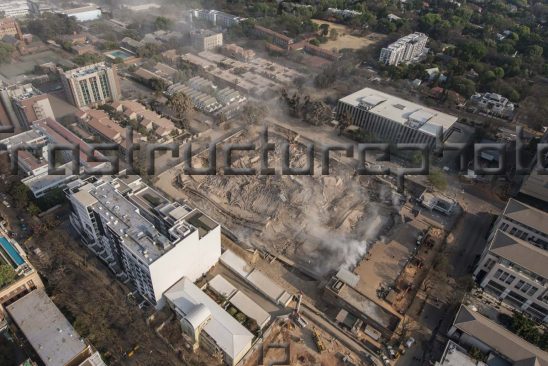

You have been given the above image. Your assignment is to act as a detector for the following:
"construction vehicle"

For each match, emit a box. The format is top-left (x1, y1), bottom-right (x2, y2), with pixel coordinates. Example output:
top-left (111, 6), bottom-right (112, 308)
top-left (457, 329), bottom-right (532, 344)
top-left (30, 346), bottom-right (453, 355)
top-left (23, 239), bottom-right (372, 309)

top-left (127, 345), bottom-right (140, 358)
top-left (291, 293), bottom-right (308, 328)
top-left (312, 327), bottom-right (325, 353)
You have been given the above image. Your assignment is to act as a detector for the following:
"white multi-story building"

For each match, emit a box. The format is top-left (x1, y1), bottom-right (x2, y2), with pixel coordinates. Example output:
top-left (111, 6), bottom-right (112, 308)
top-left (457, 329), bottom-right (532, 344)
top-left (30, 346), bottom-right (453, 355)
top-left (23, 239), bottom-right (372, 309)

top-left (474, 199), bottom-right (548, 323)
top-left (59, 62), bottom-right (120, 108)
top-left (470, 92), bottom-right (515, 118)
top-left (379, 32), bottom-right (428, 66)
top-left (0, 1), bottom-right (30, 18)
top-left (336, 87), bottom-right (457, 147)
top-left (66, 175), bottom-right (221, 308)
top-left (190, 9), bottom-right (246, 28)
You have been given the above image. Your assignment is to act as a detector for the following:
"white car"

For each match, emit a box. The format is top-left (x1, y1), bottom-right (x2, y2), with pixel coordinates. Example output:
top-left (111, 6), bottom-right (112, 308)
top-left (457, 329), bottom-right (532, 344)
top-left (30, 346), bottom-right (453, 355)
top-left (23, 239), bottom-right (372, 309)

top-left (381, 354), bottom-right (391, 365)
top-left (2, 200), bottom-right (10, 208)
top-left (405, 337), bottom-right (416, 348)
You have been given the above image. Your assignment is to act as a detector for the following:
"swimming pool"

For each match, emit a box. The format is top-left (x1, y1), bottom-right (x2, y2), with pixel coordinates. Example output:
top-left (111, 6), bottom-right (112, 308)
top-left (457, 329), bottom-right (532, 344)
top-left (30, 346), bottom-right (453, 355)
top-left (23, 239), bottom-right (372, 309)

top-left (105, 49), bottom-right (133, 60)
top-left (0, 237), bottom-right (24, 267)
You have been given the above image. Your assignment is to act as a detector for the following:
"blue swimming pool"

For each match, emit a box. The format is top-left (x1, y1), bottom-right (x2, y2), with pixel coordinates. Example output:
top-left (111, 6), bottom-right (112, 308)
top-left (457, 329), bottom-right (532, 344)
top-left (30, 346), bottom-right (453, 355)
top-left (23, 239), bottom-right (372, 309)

top-left (105, 49), bottom-right (133, 60)
top-left (0, 237), bottom-right (24, 267)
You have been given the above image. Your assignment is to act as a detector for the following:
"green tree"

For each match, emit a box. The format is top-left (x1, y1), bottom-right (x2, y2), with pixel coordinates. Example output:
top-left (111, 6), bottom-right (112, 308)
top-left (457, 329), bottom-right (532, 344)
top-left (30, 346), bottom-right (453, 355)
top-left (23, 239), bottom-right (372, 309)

top-left (154, 16), bottom-right (173, 31)
top-left (329, 28), bottom-right (339, 41)
top-left (375, 18), bottom-right (397, 34)
top-left (468, 347), bottom-right (487, 362)
top-left (450, 76), bottom-right (476, 97)
top-left (73, 53), bottom-right (103, 66)
top-left (319, 23), bottom-right (330, 36)
top-left (428, 169), bottom-right (448, 190)
top-left (457, 40), bottom-right (487, 62)
top-left (11, 183), bottom-right (30, 208)
top-left (0, 42), bottom-right (13, 64)
top-left (27, 13), bottom-right (80, 41)
top-left (493, 67), bottom-right (505, 79)
top-left (526, 45), bottom-right (543, 57)
top-left (27, 203), bottom-right (41, 216)
top-left (0, 264), bottom-right (16, 288)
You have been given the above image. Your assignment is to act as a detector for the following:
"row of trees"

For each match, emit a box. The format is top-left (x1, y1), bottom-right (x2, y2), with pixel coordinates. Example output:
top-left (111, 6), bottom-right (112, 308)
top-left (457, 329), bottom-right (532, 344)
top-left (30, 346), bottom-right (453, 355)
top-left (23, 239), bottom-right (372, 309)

top-left (26, 13), bottom-right (80, 41)
top-left (499, 312), bottom-right (548, 350)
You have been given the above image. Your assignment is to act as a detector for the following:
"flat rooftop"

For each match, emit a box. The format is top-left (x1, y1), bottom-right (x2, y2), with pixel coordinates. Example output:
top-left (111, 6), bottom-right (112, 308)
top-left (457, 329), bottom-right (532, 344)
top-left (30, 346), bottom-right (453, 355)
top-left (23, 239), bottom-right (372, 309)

top-left (335, 281), bottom-right (401, 332)
top-left (435, 340), bottom-right (485, 366)
top-left (6, 290), bottom-right (88, 366)
top-left (86, 179), bottom-right (175, 263)
top-left (0, 129), bottom-right (45, 148)
top-left (63, 62), bottom-right (110, 79)
top-left (71, 176), bottom-right (218, 264)
top-left (339, 87), bottom-right (457, 132)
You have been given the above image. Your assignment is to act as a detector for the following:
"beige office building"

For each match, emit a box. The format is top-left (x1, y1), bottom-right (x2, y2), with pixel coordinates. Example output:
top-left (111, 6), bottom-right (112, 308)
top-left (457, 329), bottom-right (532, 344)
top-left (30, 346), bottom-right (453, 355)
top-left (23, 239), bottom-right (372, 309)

top-left (59, 62), bottom-right (120, 108)
top-left (190, 30), bottom-right (223, 51)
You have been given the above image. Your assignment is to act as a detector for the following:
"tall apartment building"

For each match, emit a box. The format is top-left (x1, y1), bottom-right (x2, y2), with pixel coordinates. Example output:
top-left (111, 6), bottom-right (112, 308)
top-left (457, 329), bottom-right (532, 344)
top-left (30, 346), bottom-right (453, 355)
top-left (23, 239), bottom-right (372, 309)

top-left (0, 1), bottom-right (30, 18)
top-left (59, 62), bottom-right (121, 108)
top-left (66, 175), bottom-right (221, 308)
top-left (336, 87), bottom-right (457, 147)
top-left (474, 199), bottom-right (548, 322)
top-left (379, 32), bottom-right (428, 66)
top-left (0, 17), bottom-right (23, 39)
top-left (0, 83), bottom-right (54, 131)
top-left (190, 29), bottom-right (223, 51)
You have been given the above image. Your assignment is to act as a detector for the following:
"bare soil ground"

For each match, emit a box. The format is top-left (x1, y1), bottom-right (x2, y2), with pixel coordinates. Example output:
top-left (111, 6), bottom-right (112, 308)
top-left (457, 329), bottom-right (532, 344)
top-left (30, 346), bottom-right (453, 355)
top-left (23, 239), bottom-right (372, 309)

top-left (158, 126), bottom-right (398, 278)
top-left (311, 20), bottom-right (387, 51)
top-left (244, 320), bottom-right (350, 366)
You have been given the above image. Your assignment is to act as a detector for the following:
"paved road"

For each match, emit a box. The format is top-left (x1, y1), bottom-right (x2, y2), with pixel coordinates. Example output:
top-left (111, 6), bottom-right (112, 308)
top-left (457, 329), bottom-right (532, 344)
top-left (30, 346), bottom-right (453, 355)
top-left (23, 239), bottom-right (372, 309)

top-left (448, 211), bottom-right (494, 277)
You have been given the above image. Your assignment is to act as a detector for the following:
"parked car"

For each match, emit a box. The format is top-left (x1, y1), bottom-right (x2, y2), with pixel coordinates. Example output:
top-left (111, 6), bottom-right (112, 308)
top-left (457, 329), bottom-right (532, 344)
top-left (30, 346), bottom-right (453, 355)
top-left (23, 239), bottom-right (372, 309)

top-left (405, 337), bottom-right (416, 348)
top-left (387, 345), bottom-right (397, 359)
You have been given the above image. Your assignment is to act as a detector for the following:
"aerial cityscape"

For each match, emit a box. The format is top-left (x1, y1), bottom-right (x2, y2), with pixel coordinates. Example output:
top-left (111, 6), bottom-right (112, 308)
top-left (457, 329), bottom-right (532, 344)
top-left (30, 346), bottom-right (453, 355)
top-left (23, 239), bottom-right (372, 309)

top-left (0, 1), bottom-right (546, 366)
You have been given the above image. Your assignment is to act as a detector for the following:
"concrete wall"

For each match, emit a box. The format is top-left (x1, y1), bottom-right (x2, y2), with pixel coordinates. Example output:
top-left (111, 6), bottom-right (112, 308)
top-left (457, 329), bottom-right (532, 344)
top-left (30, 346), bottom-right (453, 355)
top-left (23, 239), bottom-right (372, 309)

top-left (150, 226), bottom-right (221, 308)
